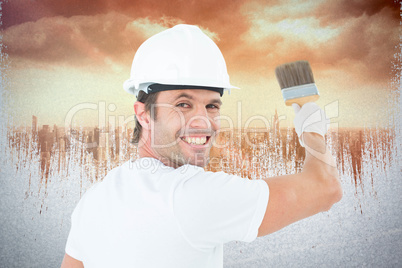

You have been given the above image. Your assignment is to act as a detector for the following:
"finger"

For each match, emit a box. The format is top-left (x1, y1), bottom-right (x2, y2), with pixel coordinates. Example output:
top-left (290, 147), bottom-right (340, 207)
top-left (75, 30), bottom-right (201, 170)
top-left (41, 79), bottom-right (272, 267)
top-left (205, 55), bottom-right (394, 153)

top-left (292, 103), bottom-right (301, 113)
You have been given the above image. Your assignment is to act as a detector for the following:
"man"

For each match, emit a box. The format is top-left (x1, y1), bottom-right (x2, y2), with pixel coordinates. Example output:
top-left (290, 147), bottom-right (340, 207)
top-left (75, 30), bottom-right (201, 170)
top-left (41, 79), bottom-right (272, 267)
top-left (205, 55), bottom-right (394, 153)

top-left (61, 24), bottom-right (342, 268)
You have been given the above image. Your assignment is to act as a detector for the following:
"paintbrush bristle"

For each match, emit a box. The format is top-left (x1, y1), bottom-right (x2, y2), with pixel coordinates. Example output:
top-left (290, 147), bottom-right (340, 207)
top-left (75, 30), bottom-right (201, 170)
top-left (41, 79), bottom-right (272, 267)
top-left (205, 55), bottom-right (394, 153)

top-left (275, 60), bottom-right (315, 89)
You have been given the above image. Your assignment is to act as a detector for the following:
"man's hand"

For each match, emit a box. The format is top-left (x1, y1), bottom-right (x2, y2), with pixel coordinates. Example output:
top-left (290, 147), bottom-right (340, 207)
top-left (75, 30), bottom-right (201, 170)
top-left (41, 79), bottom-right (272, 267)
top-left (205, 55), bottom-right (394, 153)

top-left (292, 102), bottom-right (330, 147)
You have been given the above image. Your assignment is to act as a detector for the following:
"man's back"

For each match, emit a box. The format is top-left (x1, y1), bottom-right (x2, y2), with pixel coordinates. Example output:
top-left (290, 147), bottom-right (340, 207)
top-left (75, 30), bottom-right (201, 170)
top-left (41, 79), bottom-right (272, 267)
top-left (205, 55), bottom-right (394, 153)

top-left (65, 158), bottom-right (268, 268)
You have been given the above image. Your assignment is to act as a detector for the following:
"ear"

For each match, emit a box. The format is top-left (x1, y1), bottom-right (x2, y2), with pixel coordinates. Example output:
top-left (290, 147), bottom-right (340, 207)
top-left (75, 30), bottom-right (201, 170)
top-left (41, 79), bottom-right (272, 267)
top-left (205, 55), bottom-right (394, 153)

top-left (134, 101), bottom-right (150, 130)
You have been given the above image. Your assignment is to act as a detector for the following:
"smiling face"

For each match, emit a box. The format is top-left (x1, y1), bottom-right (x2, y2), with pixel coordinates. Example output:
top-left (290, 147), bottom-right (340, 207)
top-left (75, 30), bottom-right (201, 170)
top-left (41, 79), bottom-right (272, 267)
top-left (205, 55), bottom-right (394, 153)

top-left (136, 89), bottom-right (222, 168)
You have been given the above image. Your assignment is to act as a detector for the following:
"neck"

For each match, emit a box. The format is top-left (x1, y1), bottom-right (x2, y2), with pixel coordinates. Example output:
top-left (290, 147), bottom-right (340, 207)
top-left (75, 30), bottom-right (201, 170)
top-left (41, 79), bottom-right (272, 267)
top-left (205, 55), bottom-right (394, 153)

top-left (137, 140), bottom-right (181, 169)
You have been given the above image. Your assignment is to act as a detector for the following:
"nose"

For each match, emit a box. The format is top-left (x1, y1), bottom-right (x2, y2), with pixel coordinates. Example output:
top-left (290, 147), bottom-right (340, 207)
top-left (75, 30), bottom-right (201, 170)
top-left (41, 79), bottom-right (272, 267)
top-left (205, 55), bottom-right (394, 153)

top-left (187, 107), bottom-right (212, 130)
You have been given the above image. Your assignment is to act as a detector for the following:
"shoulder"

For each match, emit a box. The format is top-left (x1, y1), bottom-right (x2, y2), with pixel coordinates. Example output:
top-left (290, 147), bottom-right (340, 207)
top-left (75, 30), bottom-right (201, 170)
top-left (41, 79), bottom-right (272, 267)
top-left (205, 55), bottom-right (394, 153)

top-left (73, 161), bottom-right (131, 208)
top-left (175, 166), bottom-right (265, 190)
top-left (172, 166), bottom-right (268, 203)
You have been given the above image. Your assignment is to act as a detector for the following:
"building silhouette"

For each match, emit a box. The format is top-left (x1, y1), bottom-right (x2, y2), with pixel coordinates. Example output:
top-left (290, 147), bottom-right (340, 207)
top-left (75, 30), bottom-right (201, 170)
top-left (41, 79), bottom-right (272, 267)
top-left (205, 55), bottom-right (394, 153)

top-left (32, 116), bottom-right (38, 135)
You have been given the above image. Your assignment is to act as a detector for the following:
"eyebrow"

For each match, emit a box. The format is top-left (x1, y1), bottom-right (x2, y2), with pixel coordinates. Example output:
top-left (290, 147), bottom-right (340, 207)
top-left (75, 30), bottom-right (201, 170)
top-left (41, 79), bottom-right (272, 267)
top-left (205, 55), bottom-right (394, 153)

top-left (210, 99), bottom-right (223, 106)
top-left (174, 93), bottom-right (194, 100)
top-left (174, 93), bottom-right (222, 106)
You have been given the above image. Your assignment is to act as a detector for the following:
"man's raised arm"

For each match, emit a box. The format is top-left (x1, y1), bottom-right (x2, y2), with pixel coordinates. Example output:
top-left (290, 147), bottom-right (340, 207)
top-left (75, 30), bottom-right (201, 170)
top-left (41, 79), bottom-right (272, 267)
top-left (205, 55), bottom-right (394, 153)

top-left (258, 104), bottom-right (343, 237)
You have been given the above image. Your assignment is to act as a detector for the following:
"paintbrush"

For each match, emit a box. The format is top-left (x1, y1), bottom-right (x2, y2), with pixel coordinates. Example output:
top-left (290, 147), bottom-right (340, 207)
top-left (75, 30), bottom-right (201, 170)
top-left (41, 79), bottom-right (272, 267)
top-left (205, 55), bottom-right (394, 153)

top-left (275, 60), bottom-right (320, 106)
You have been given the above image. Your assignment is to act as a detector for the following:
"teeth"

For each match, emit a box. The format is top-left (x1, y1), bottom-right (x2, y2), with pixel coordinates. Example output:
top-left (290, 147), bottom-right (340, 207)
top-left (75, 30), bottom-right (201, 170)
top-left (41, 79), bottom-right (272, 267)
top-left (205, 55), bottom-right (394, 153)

top-left (182, 136), bottom-right (207, 145)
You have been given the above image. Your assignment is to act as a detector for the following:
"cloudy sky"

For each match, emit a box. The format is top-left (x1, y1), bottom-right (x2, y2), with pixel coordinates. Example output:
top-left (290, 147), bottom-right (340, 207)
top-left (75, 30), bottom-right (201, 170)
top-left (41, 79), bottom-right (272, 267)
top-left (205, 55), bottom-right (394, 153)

top-left (1, 0), bottom-right (400, 129)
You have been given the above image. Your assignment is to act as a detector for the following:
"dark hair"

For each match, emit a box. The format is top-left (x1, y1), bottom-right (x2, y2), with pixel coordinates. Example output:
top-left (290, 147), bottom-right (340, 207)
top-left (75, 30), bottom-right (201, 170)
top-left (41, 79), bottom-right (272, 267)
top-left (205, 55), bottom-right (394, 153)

top-left (131, 91), bottom-right (159, 144)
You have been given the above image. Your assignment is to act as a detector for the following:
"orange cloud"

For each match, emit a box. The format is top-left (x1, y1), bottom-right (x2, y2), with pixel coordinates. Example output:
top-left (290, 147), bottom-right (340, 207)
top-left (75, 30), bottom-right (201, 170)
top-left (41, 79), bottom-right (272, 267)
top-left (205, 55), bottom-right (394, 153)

top-left (313, 0), bottom-right (400, 25)
top-left (227, 0), bottom-right (399, 84)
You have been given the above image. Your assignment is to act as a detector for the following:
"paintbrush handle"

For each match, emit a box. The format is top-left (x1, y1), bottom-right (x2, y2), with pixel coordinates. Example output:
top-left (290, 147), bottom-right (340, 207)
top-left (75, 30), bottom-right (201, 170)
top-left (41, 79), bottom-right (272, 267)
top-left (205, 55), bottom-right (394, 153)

top-left (285, 94), bottom-right (320, 106)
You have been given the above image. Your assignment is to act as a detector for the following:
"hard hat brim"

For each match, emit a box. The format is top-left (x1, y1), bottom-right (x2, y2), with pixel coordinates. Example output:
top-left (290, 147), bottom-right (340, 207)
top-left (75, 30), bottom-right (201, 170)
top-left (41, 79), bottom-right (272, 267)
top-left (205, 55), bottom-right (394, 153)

top-left (123, 79), bottom-right (239, 97)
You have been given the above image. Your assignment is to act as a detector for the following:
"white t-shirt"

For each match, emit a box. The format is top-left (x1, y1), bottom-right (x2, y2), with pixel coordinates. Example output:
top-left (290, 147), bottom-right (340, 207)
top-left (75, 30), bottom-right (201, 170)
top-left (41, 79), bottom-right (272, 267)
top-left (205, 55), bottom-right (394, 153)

top-left (65, 157), bottom-right (269, 268)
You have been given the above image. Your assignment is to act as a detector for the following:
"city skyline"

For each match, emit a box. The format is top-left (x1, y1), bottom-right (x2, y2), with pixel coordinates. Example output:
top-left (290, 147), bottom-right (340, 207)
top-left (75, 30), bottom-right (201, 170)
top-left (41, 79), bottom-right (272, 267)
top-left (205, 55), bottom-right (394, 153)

top-left (7, 111), bottom-right (396, 197)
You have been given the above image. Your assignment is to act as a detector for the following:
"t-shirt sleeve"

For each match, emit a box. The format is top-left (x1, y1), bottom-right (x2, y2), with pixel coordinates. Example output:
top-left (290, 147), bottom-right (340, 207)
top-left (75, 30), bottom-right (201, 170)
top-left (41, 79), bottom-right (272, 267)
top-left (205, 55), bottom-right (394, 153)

top-left (172, 169), bottom-right (269, 250)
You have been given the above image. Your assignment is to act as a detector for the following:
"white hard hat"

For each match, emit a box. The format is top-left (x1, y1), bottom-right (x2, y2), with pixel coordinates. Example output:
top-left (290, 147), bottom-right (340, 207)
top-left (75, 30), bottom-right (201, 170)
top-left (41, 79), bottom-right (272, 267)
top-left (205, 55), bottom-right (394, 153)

top-left (123, 24), bottom-right (238, 97)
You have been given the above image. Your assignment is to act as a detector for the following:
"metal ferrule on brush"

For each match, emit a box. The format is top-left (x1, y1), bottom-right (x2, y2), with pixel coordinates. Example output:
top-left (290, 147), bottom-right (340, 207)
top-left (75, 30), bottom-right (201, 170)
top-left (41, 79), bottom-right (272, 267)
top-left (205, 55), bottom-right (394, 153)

top-left (281, 83), bottom-right (319, 102)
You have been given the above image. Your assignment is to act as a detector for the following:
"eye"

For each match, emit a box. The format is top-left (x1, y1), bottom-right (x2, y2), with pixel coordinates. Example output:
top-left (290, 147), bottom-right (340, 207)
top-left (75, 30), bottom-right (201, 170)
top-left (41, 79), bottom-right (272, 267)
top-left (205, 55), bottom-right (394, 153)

top-left (206, 104), bottom-right (220, 110)
top-left (176, 103), bottom-right (190, 108)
